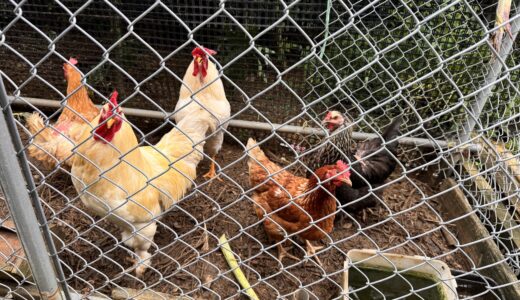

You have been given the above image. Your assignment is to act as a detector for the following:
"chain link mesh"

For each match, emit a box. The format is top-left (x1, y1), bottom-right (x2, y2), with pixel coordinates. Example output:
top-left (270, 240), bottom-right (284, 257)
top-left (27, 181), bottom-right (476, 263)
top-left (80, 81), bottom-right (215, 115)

top-left (0, 0), bottom-right (519, 299)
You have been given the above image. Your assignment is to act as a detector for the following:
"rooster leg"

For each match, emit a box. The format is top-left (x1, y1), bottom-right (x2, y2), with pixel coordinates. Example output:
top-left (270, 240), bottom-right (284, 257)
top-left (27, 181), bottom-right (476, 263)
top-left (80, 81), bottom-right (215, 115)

top-left (334, 213), bottom-right (348, 228)
top-left (122, 222), bottom-right (157, 277)
top-left (134, 250), bottom-right (152, 278)
top-left (124, 250), bottom-right (152, 277)
top-left (305, 240), bottom-right (324, 266)
top-left (203, 156), bottom-right (223, 181)
top-left (277, 243), bottom-right (300, 262)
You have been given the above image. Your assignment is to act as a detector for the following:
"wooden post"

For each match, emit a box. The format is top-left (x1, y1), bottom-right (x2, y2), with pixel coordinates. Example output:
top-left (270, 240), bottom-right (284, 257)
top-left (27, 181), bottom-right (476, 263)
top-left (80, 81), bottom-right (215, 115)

top-left (462, 161), bottom-right (520, 248)
top-left (436, 178), bottom-right (520, 299)
top-left (0, 220), bottom-right (31, 280)
top-left (0, 220), bottom-right (67, 281)
top-left (479, 140), bottom-right (520, 222)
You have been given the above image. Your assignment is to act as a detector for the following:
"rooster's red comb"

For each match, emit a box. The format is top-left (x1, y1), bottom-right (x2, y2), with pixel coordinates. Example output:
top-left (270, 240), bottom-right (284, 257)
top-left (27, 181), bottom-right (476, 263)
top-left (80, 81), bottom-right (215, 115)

top-left (192, 46), bottom-right (217, 57)
top-left (109, 90), bottom-right (118, 107)
top-left (69, 57), bottom-right (78, 65)
top-left (336, 160), bottom-right (349, 171)
top-left (325, 111), bottom-right (332, 119)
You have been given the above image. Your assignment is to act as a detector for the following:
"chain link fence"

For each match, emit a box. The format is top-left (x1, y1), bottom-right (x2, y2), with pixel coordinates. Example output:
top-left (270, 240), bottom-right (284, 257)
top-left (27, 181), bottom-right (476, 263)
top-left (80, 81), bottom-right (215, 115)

top-left (0, 0), bottom-right (519, 299)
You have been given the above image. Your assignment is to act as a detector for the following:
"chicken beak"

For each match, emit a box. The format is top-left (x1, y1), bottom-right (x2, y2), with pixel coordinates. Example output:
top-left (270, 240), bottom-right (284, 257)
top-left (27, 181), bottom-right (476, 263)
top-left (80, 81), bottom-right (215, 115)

top-left (106, 118), bottom-right (115, 129)
top-left (195, 56), bottom-right (203, 64)
top-left (322, 120), bottom-right (334, 132)
top-left (340, 177), bottom-right (352, 187)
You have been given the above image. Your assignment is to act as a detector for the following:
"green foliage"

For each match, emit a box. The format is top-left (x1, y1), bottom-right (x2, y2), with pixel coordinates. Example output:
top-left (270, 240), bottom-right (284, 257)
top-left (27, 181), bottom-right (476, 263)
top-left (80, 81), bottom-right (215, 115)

top-left (303, 0), bottom-right (509, 140)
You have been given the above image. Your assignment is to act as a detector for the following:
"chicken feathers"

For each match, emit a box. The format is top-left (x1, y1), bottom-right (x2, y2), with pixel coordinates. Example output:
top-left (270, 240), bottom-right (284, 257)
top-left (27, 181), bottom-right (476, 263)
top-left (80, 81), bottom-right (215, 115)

top-left (25, 57), bottom-right (99, 168)
top-left (247, 138), bottom-right (351, 265)
top-left (305, 112), bottom-right (402, 213)
top-left (175, 47), bottom-right (230, 180)
top-left (71, 91), bottom-right (214, 276)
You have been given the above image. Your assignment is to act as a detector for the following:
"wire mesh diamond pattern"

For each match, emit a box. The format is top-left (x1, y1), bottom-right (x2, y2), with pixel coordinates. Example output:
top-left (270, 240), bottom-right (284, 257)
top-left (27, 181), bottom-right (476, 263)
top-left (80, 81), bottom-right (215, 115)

top-left (0, 0), bottom-right (519, 299)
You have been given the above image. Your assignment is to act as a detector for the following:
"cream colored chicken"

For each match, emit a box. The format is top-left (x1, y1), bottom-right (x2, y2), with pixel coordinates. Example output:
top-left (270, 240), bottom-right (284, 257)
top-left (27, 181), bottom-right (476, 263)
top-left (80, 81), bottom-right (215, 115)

top-left (174, 46), bottom-right (230, 180)
top-left (71, 91), bottom-right (214, 277)
top-left (25, 57), bottom-right (99, 168)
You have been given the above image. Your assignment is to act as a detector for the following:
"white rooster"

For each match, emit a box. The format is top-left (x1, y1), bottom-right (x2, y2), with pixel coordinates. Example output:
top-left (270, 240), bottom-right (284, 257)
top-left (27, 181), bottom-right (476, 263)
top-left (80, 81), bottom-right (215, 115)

top-left (174, 46), bottom-right (230, 180)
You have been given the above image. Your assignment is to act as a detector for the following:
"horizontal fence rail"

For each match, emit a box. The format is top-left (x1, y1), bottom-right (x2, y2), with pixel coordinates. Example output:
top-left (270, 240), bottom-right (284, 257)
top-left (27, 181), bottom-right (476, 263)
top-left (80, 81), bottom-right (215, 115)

top-left (9, 95), bottom-right (483, 153)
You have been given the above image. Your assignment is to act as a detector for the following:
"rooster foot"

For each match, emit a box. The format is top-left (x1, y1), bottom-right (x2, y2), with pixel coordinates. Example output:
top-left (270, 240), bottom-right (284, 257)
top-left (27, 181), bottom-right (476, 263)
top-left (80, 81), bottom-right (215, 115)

top-left (341, 222), bottom-right (353, 230)
top-left (125, 251), bottom-right (151, 278)
top-left (203, 161), bottom-right (223, 182)
top-left (124, 257), bottom-right (139, 275)
top-left (277, 244), bottom-right (300, 263)
top-left (305, 240), bottom-right (324, 266)
top-left (337, 215), bottom-right (353, 229)
top-left (134, 263), bottom-right (147, 278)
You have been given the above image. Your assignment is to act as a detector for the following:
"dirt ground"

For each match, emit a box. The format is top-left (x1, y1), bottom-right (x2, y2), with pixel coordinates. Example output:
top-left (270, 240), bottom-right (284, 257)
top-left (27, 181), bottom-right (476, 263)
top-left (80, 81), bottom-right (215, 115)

top-left (0, 129), bottom-right (471, 299)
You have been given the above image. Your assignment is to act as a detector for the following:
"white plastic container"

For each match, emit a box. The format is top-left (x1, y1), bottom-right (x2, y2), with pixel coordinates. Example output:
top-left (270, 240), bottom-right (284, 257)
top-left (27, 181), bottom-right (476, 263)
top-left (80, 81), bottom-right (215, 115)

top-left (346, 249), bottom-right (458, 300)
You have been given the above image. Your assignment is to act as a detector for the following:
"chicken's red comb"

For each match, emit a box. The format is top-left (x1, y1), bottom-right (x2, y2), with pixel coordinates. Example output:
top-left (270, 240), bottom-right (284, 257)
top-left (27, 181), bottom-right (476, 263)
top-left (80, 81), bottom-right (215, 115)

top-left (336, 160), bottom-right (349, 171)
top-left (336, 161), bottom-right (351, 178)
top-left (109, 90), bottom-right (119, 107)
top-left (69, 57), bottom-right (78, 65)
top-left (326, 111), bottom-right (332, 118)
top-left (192, 46), bottom-right (217, 57)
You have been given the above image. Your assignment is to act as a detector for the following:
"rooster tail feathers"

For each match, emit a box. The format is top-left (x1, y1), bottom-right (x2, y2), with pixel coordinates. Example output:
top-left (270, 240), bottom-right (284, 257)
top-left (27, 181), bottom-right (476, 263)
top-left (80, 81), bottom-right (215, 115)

top-left (381, 115), bottom-right (403, 152)
top-left (24, 113), bottom-right (75, 169)
top-left (246, 138), bottom-right (256, 149)
top-left (382, 115), bottom-right (403, 141)
top-left (246, 138), bottom-right (266, 161)
top-left (246, 138), bottom-right (271, 185)
top-left (25, 113), bottom-right (56, 143)
top-left (155, 112), bottom-right (217, 167)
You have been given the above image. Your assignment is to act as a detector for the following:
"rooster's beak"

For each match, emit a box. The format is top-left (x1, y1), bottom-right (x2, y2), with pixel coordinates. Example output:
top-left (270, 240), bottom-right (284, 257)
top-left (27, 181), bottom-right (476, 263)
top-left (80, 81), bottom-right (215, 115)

top-left (340, 177), bottom-right (352, 186)
top-left (106, 118), bottom-right (115, 129)
top-left (195, 56), bottom-right (203, 64)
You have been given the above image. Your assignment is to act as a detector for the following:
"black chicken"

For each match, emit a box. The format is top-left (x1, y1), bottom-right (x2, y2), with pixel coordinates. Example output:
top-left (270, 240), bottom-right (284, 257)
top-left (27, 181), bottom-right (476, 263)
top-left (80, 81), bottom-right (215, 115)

top-left (304, 111), bottom-right (403, 213)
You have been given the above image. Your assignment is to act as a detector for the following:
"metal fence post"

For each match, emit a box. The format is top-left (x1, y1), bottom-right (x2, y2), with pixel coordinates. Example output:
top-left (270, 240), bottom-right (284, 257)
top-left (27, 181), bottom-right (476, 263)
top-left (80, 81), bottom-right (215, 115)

top-left (0, 76), bottom-right (64, 300)
top-left (458, 11), bottom-right (520, 144)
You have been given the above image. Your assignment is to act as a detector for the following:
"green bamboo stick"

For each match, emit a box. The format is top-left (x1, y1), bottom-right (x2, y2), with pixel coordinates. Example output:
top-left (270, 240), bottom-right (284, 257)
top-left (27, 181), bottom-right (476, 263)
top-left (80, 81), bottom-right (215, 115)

top-left (219, 234), bottom-right (259, 300)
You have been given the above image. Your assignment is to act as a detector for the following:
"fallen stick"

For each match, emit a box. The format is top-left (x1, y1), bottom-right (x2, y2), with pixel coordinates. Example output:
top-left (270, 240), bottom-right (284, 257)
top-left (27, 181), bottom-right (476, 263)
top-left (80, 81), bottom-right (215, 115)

top-left (219, 234), bottom-right (259, 300)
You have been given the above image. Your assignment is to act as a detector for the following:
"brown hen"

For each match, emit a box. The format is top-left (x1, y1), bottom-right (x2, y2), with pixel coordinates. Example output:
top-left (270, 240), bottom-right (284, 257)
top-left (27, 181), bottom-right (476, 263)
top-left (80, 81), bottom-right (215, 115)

top-left (25, 57), bottom-right (99, 168)
top-left (247, 138), bottom-right (352, 265)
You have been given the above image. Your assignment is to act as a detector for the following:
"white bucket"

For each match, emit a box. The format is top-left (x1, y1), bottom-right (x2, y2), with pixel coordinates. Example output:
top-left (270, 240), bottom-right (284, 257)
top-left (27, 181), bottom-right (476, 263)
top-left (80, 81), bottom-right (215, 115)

top-left (346, 249), bottom-right (458, 300)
